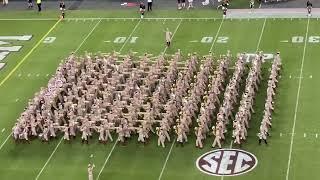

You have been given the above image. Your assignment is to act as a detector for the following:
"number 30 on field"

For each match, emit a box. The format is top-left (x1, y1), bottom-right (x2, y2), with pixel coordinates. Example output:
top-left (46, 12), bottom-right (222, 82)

top-left (292, 36), bottom-right (320, 43)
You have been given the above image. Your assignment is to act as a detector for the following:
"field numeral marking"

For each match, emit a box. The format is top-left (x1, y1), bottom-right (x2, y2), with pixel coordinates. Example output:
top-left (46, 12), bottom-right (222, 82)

top-left (114, 36), bottom-right (139, 44)
top-left (292, 36), bottom-right (320, 43)
top-left (200, 36), bottom-right (229, 44)
top-left (43, 37), bottom-right (56, 44)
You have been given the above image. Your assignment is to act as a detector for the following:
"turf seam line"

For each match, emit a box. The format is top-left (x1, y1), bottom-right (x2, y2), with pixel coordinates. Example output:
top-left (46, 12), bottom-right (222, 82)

top-left (119, 19), bottom-right (141, 53)
top-left (285, 17), bottom-right (310, 180)
top-left (163, 19), bottom-right (182, 54)
top-left (35, 137), bottom-right (63, 180)
top-left (96, 141), bottom-right (118, 180)
top-left (256, 18), bottom-right (267, 52)
top-left (158, 138), bottom-right (176, 180)
top-left (209, 18), bottom-right (224, 52)
top-left (74, 19), bottom-right (102, 53)
top-left (0, 19), bottom-right (61, 88)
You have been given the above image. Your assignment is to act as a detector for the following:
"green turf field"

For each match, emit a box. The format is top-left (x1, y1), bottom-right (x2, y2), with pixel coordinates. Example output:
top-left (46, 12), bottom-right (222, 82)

top-left (0, 9), bottom-right (318, 180)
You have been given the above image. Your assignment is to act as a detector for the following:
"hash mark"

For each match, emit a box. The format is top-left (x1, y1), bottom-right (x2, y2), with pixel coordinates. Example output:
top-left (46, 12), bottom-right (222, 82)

top-left (304, 133), bottom-right (306, 138)
top-left (309, 75), bottom-right (313, 78)
top-left (15, 98), bottom-right (19, 102)
top-left (36, 74), bottom-right (40, 77)
top-left (18, 74), bottom-right (21, 77)
top-left (27, 73), bottom-right (31, 77)
top-left (280, 133), bottom-right (282, 137)
top-left (316, 134), bottom-right (318, 138)
top-left (46, 74), bottom-right (49, 77)
top-left (1, 128), bottom-right (5, 133)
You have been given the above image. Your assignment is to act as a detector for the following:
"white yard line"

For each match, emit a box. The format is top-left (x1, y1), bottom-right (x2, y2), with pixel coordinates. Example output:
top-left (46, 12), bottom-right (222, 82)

top-left (163, 19), bottom-right (183, 54)
top-left (256, 18), bottom-right (267, 52)
top-left (221, 141), bottom-right (233, 180)
top-left (118, 19), bottom-right (142, 53)
top-left (95, 21), bottom-right (145, 179)
top-left (95, 141), bottom-right (118, 180)
top-left (285, 17), bottom-right (310, 180)
top-left (158, 139), bottom-right (176, 180)
top-left (74, 19), bottom-right (102, 53)
top-left (209, 18), bottom-right (224, 52)
top-left (35, 137), bottom-right (63, 180)
top-left (33, 19), bottom-right (105, 180)
top-left (0, 132), bottom-right (12, 151)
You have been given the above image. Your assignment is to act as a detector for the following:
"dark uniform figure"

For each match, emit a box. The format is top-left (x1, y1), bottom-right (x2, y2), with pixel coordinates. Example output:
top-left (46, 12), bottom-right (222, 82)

top-left (147, 0), bottom-right (152, 11)
top-left (59, 1), bottom-right (66, 19)
top-left (307, 1), bottom-right (312, 16)
top-left (139, 2), bottom-right (146, 19)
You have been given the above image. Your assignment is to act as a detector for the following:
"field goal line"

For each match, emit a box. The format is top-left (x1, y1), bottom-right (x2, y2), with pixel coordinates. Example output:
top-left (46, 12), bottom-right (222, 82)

top-left (0, 17), bottom-right (319, 21)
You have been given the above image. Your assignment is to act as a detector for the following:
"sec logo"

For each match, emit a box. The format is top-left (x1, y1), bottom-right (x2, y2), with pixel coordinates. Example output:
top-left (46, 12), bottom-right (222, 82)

top-left (196, 149), bottom-right (258, 176)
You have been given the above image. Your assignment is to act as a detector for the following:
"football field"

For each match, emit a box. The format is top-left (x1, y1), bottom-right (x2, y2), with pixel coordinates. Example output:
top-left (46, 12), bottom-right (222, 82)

top-left (0, 10), bottom-right (320, 180)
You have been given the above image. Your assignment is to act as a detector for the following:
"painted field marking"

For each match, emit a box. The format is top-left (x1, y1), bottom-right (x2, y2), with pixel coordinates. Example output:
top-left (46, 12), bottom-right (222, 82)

top-left (163, 19), bottom-right (182, 54)
top-left (0, 132), bottom-right (12, 151)
top-left (35, 137), bottom-right (63, 180)
top-left (158, 139), bottom-right (176, 180)
top-left (1, 128), bottom-right (5, 133)
top-left (74, 19), bottom-right (102, 53)
top-left (18, 74), bottom-right (21, 77)
top-left (33, 18), bottom-right (105, 179)
top-left (286, 17), bottom-right (310, 180)
top-left (0, 19), bottom-right (61, 88)
top-left (316, 134), bottom-right (318, 138)
top-left (209, 18), bottom-right (224, 52)
top-left (221, 141), bottom-right (234, 180)
top-left (15, 98), bottom-right (19, 102)
top-left (96, 20), bottom-right (145, 179)
top-left (96, 141), bottom-right (118, 180)
top-left (304, 133), bottom-right (306, 138)
top-left (46, 74), bottom-right (49, 77)
top-left (280, 133), bottom-right (283, 137)
top-left (256, 18), bottom-right (267, 52)
top-left (118, 19), bottom-right (141, 53)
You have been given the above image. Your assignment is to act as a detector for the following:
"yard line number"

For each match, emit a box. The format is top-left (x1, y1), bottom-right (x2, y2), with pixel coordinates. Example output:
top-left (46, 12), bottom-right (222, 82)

top-left (200, 36), bottom-right (229, 43)
top-left (43, 37), bottom-right (56, 44)
top-left (114, 36), bottom-right (138, 44)
top-left (292, 36), bottom-right (320, 43)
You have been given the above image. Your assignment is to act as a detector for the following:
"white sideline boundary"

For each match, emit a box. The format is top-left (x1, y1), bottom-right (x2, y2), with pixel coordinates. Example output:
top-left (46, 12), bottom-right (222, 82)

top-left (285, 17), bottom-right (310, 180)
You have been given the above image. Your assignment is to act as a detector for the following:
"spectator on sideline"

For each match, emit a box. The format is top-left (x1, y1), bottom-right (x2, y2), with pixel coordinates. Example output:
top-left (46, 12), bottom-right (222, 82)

top-left (147, 0), bottom-right (152, 11)
top-left (59, 1), bottom-right (66, 19)
top-left (177, 0), bottom-right (182, 10)
top-left (2, 0), bottom-right (8, 6)
top-left (28, 0), bottom-right (33, 8)
top-left (307, 0), bottom-right (312, 17)
top-left (36, 0), bottom-right (41, 12)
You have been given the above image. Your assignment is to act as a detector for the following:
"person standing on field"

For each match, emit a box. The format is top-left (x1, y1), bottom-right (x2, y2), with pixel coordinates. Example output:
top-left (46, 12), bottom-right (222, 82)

top-left (2, 0), bottom-right (8, 6)
top-left (36, 0), bottom-right (42, 12)
top-left (88, 163), bottom-right (95, 180)
top-left (164, 28), bottom-right (172, 47)
top-left (147, 0), bottom-right (152, 11)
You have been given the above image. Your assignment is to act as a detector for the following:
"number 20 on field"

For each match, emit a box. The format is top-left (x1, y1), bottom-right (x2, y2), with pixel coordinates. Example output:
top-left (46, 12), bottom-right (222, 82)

top-left (292, 36), bottom-right (320, 43)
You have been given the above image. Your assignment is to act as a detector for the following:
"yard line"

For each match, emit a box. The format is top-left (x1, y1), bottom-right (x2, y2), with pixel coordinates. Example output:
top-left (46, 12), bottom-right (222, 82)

top-left (95, 20), bottom-right (144, 179)
top-left (0, 19), bottom-right (61, 87)
top-left (74, 19), bottom-right (102, 53)
top-left (119, 19), bottom-right (141, 53)
top-left (35, 137), bottom-right (63, 180)
top-left (158, 138), bottom-right (176, 180)
top-left (96, 141), bottom-right (118, 180)
top-left (209, 18), bottom-right (224, 52)
top-left (256, 18), bottom-right (267, 52)
top-left (33, 19), bottom-right (106, 180)
top-left (221, 141), bottom-right (233, 180)
top-left (163, 19), bottom-right (183, 54)
top-left (285, 17), bottom-right (310, 180)
top-left (0, 132), bottom-right (12, 151)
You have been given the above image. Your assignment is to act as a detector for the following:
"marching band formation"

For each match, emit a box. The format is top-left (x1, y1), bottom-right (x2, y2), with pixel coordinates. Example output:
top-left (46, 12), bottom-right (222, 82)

top-left (12, 50), bottom-right (281, 148)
